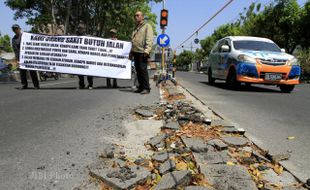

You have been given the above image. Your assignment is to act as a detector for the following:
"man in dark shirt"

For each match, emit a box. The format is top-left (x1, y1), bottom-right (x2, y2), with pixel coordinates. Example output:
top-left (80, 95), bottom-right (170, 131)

top-left (76, 23), bottom-right (93, 89)
top-left (106, 29), bottom-right (118, 88)
top-left (12, 24), bottom-right (40, 89)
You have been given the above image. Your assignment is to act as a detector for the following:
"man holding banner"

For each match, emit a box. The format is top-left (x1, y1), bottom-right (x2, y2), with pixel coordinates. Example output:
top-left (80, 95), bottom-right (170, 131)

top-left (106, 28), bottom-right (118, 88)
top-left (12, 24), bottom-right (40, 89)
top-left (76, 23), bottom-right (94, 89)
top-left (19, 27), bottom-right (132, 83)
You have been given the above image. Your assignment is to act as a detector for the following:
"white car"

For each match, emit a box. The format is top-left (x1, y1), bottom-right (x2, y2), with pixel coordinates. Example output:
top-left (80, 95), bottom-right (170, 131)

top-left (208, 36), bottom-right (301, 93)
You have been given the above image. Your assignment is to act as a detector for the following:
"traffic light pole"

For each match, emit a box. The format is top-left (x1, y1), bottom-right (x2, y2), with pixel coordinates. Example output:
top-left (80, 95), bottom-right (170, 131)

top-left (161, 0), bottom-right (166, 74)
top-left (161, 0), bottom-right (166, 81)
top-left (157, 0), bottom-right (174, 87)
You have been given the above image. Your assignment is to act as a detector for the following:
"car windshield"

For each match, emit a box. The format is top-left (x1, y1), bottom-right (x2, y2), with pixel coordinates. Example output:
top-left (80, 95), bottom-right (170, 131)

top-left (233, 40), bottom-right (281, 52)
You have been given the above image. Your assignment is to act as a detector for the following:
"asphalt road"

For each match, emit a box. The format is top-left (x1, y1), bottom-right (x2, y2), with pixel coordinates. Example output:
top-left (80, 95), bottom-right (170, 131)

top-left (0, 76), bottom-right (159, 190)
top-left (176, 71), bottom-right (310, 183)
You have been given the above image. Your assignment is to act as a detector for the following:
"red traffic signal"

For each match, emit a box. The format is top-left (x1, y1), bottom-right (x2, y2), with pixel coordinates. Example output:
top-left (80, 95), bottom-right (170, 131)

top-left (160, 9), bottom-right (168, 28)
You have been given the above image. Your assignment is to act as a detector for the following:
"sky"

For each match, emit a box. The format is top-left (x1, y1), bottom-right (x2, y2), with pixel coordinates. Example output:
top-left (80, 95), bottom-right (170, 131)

top-left (0, 0), bottom-right (308, 54)
top-left (150, 0), bottom-right (308, 53)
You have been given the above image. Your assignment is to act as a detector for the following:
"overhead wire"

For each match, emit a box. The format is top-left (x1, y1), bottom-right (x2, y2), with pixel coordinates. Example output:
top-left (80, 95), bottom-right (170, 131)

top-left (175, 0), bottom-right (305, 51)
top-left (175, 0), bottom-right (234, 50)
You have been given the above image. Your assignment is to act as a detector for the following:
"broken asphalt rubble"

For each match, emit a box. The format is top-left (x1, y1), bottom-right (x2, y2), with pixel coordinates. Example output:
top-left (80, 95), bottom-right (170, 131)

top-left (83, 80), bottom-right (307, 190)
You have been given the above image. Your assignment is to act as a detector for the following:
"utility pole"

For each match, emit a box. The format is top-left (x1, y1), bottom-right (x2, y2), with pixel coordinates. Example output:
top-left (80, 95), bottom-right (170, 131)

top-left (156, 0), bottom-right (170, 86)
top-left (161, 0), bottom-right (166, 74)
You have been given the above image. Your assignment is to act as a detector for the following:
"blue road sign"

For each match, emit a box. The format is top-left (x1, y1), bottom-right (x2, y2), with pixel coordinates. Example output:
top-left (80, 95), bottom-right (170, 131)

top-left (157, 34), bottom-right (170, 47)
top-left (194, 38), bottom-right (199, 44)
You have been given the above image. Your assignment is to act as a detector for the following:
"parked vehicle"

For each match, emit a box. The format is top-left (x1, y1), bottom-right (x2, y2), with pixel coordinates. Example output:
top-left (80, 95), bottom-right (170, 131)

top-left (208, 36), bottom-right (301, 93)
top-left (39, 71), bottom-right (59, 81)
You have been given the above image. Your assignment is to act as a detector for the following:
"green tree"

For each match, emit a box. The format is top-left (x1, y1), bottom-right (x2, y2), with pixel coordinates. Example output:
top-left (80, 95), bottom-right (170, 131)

top-left (176, 50), bottom-right (195, 69)
top-left (5, 0), bottom-right (161, 40)
top-left (0, 35), bottom-right (13, 52)
top-left (296, 48), bottom-right (310, 78)
top-left (198, 0), bottom-right (304, 56)
top-left (300, 1), bottom-right (310, 48)
top-left (200, 23), bottom-right (242, 57)
top-left (240, 0), bottom-right (301, 53)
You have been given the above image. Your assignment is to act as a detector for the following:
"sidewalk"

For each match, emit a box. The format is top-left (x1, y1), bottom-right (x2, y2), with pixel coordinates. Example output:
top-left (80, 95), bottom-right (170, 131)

top-left (75, 79), bottom-right (307, 190)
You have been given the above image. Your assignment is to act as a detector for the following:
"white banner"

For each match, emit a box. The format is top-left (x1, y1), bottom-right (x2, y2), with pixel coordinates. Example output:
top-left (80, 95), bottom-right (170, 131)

top-left (20, 32), bottom-right (132, 79)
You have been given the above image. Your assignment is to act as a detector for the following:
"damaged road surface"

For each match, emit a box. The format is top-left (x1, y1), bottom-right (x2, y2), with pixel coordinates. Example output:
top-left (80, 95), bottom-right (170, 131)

top-left (0, 78), bottom-right (159, 190)
top-left (176, 71), bottom-right (310, 184)
top-left (86, 80), bottom-right (307, 189)
top-left (1, 75), bottom-right (308, 189)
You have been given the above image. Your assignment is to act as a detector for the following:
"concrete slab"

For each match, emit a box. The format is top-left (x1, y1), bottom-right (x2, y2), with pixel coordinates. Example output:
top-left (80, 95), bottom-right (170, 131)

top-left (90, 166), bottom-right (150, 190)
top-left (208, 177), bottom-right (258, 190)
top-left (135, 109), bottom-right (154, 117)
top-left (181, 137), bottom-right (209, 153)
top-left (207, 139), bottom-right (228, 150)
top-left (152, 151), bottom-right (177, 163)
top-left (163, 121), bottom-right (180, 130)
top-left (200, 164), bottom-right (252, 180)
top-left (193, 151), bottom-right (236, 165)
top-left (159, 159), bottom-right (176, 175)
top-left (116, 120), bottom-right (164, 159)
top-left (154, 170), bottom-right (191, 190)
top-left (222, 136), bottom-right (249, 147)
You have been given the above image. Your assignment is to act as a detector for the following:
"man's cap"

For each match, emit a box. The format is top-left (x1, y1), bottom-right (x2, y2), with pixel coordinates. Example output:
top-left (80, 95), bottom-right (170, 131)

top-left (110, 29), bottom-right (117, 34)
top-left (12, 24), bottom-right (20, 29)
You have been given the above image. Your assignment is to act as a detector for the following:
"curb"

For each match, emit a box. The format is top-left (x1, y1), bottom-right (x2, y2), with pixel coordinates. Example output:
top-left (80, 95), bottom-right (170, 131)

top-left (169, 79), bottom-right (308, 189)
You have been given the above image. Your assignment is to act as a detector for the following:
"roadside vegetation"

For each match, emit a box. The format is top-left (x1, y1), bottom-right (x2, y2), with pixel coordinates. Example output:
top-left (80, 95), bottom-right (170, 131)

top-left (4, 0), bottom-right (163, 40)
top-left (0, 34), bottom-right (13, 52)
top-left (176, 0), bottom-right (310, 79)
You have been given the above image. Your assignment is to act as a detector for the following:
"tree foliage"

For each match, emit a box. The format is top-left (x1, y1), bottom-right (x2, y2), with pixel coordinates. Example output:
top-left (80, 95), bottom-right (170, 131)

top-left (196, 0), bottom-right (309, 60)
top-left (200, 23), bottom-right (242, 58)
top-left (0, 35), bottom-right (13, 52)
top-left (300, 1), bottom-right (310, 49)
top-left (296, 49), bottom-right (310, 77)
top-left (186, 0), bottom-right (310, 77)
top-left (176, 50), bottom-right (195, 68)
top-left (5, 0), bottom-right (161, 40)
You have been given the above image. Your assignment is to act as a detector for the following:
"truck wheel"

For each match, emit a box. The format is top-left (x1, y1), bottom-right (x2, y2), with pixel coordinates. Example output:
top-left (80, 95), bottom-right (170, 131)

top-left (280, 85), bottom-right (295, 93)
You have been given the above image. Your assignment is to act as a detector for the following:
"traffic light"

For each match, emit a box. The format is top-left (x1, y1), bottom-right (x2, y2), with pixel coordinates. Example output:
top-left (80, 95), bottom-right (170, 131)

top-left (160, 9), bottom-right (168, 28)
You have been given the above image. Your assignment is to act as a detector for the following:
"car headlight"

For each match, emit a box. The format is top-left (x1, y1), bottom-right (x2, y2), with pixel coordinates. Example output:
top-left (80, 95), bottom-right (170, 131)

top-left (287, 58), bottom-right (300, 66)
top-left (237, 54), bottom-right (257, 64)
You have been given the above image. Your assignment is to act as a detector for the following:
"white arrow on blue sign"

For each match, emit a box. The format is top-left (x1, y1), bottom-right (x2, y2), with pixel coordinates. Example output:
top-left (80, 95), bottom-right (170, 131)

top-left (157, 34), bottom-right (170, 47)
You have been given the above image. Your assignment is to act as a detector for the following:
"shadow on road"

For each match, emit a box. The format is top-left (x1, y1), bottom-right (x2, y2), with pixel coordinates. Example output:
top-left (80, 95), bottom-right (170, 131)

top-left (14, 86), bottom-right (133, 90)
top-left (15, 87), bottom-right (77, 90)
top-left (199, 82), bottom-right (281, 93)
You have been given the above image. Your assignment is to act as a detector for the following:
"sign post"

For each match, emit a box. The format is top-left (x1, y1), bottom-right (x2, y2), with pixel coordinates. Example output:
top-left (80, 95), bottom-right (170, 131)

top-left (157, 34), bottom-right (170, 77)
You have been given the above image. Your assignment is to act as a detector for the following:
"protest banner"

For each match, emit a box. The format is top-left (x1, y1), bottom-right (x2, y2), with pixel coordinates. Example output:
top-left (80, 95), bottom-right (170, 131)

top-left (19, 32), bottom-right (132, 79)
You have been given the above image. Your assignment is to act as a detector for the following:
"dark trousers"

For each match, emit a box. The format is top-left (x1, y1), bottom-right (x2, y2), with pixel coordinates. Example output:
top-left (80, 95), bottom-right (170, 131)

top-left (78, 75), bottom-right (93, 87)
top-left (106, 78), bottom-right (117, 87)
top-left (20, 69), bottom-right (39, 88)
top-left (133, 52), bottom-right (150, 91)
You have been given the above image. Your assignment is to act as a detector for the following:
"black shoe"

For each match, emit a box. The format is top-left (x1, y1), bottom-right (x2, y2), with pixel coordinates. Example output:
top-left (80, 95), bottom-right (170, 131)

top-left (79, 86), bottom-right (85, 89)
top-left (140, 89), bottom-right (150, 94)
top-left (21, 86), bottom-right (28, 89)
top-left (34, 86), bottom-right (40, 89)
top-left (134, 89), bottom-right (143, 93)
